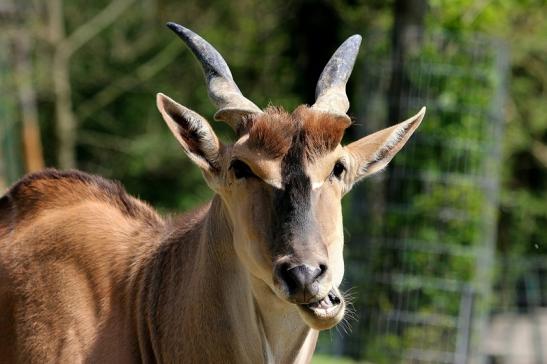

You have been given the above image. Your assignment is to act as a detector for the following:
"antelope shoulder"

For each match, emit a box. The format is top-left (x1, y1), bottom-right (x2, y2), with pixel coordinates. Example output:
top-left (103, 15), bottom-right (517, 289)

top-left (0, 169), bottom-right (164, 362)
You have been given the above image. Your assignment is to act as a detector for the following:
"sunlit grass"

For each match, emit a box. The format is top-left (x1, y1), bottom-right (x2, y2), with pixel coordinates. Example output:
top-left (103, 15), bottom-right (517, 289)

top-left (311, 354), bottom-right (359, 364)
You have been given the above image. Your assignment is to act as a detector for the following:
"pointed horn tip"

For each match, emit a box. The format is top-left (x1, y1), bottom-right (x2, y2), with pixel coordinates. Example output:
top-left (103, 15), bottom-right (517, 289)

top-left (348, 34), bottom-right (362, 44)
top-left (166, 22), bottom-right (182, 31)
top-left (166, 22), bottom-right (193, 39)
top-left (165, 21), bottom-right (182, 31)
top-left (341, 34), bottom-right (362, 49)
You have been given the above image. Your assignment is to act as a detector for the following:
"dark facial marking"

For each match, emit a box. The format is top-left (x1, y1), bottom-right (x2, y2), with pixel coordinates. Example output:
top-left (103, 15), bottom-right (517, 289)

top-left (271, 127), bottom-right (313, 254)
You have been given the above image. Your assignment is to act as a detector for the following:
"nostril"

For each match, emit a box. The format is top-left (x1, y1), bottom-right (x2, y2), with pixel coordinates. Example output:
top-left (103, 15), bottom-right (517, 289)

top-left (278, 263), bottom-right (298, 292)
top-left (319, 264), bottom-right (328, 277)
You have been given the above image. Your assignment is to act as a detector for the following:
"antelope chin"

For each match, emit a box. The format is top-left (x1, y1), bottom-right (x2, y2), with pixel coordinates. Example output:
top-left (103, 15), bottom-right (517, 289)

top-left (297, 289), bottom-right (345, 330)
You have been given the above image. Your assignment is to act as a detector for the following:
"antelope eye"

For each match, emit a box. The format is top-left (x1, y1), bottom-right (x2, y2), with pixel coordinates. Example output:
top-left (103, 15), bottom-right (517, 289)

top-left (230, 160), bottom-right (256, 179)
top-left (331, 161), bottom-right (346, 179)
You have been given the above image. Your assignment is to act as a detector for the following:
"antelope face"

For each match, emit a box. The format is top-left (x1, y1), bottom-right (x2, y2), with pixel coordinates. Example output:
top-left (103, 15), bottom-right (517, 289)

top-left (222, 107), bottom-right (349, 329)
top-left (156, 23), bottom-right (425, 330)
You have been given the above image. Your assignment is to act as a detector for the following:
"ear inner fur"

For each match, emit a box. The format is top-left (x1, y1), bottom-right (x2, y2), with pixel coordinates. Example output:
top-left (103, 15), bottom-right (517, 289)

top-left (156, 93), bottom-right (221, 171)
top-left (347, 107), bottom-right (426, 182)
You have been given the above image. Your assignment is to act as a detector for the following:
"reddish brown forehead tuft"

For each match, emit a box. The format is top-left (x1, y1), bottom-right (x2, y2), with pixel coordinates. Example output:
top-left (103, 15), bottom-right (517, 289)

top-left (245, 105), bottom-right (349, 160)
top-left (245, 106), bottom-right (295, 159)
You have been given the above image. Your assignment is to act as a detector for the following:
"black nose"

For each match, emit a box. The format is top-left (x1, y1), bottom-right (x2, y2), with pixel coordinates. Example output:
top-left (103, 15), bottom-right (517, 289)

top-left (277, 263), bottom-right (327, 299)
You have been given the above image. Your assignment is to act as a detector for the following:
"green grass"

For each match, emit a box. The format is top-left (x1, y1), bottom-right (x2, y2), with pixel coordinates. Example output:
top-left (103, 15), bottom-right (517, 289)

top-left (311, 354), bottom-right (359, 364)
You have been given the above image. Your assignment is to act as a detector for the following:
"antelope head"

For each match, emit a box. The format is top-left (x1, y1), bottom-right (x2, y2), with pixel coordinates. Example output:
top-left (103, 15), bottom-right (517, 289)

top-left (156, 23), bottom-right (425, 330)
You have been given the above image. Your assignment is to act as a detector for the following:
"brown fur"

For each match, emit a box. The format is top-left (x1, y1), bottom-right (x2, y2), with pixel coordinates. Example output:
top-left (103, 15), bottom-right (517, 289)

top-left (246, 106), bottom-right (348, 160)
top-left (0, 170), bottom-right (166, 363)
top-left (0, 169), bottom-right (161, 230)
top-left (0, 170), bottom-right (310, 363)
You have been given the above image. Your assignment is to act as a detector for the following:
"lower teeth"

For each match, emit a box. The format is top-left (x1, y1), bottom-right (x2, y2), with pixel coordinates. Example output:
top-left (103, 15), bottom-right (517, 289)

top-left (328, 292), bottom-right (341, 305)
top-left (309, 291), bottom-right (340, 309)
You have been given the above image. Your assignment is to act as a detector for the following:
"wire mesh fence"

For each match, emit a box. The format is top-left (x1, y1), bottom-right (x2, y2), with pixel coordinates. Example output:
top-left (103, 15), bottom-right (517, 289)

top-left (316, 31), bottom-right (509, 364)
top-left (481, 256), bottom-right (547, 364)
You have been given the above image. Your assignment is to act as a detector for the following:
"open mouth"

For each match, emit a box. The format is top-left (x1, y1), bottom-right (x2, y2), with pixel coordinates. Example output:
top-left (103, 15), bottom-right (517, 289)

top-left (300, 289), bottom-right (343, 319)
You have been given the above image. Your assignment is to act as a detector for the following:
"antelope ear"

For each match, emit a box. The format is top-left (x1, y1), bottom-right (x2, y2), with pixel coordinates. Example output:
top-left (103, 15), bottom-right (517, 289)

top-left (346, 107), bottom-right (425, 185)
top-left (157, 93), bottom-right (221, 172)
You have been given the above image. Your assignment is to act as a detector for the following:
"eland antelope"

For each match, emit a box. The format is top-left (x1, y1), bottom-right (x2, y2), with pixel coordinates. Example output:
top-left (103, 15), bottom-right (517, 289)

top-left (0, 22), bottom-right (425, 363)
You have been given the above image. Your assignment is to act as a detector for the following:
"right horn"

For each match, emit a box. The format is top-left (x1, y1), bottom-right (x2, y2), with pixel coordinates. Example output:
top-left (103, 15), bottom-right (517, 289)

top-left (166, 22), bottom-right (262, 130)
top-left (311, 35), bottom-right (362, 118)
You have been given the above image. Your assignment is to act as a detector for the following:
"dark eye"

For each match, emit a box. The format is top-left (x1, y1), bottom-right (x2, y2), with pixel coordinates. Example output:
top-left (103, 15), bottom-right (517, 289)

top-left (331, 161), bottom-right (346, 179)
top-left (231, 160), bottom-right (256, 179)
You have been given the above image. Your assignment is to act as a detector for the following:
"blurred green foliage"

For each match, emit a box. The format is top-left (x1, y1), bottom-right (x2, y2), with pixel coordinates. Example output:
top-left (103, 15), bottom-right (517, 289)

top-left (1, 0), bottom-right (545, 362)
top-left (427, 0), bottom-right (547, 315)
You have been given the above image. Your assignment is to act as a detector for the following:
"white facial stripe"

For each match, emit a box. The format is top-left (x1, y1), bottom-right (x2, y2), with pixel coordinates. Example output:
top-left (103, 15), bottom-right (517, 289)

top-left (235, 133), bottom-right (250, 145)
top-left (312, 180), bottom-right (324, 190)
top-left (264, 178), bottom-right (283, 189)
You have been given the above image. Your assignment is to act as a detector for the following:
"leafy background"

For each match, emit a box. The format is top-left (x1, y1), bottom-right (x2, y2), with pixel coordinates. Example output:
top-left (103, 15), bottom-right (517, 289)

top-left (0, 0), bottom-right (545, 362)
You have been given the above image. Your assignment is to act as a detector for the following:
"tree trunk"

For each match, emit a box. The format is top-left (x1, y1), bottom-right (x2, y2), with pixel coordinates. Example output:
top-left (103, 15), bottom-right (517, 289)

top-left (13, 31), bottom-right (45, 172)
top-left (388, 0), bottom-right (427, 124)
top-left (49, 0), bottom-right (77, 169)
top-left (0, 146), bottom-right (5, 191)
top-left (284, 0), bottom-right (342, 104)
top-left (53, 49), bottom-right (77, 169)
top-left (47, 0), bottom-right (137, 169)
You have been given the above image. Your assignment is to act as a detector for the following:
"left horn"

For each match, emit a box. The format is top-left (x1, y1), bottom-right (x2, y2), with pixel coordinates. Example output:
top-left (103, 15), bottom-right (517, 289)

top-left (311, 35), bottom-right (362, 118)
top-left (166, 22), bottom-right (262, 129)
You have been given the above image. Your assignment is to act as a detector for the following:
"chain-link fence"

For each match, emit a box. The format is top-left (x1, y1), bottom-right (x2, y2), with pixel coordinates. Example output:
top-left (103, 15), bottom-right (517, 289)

top-left (317, 31), bottom-right (509, 364)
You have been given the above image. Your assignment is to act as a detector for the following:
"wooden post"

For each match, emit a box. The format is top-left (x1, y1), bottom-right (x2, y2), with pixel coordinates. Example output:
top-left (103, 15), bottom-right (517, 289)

top-left (388, 0), bottom-right (427, 124)
top-left (13, 30), bottom-right (45, 173)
